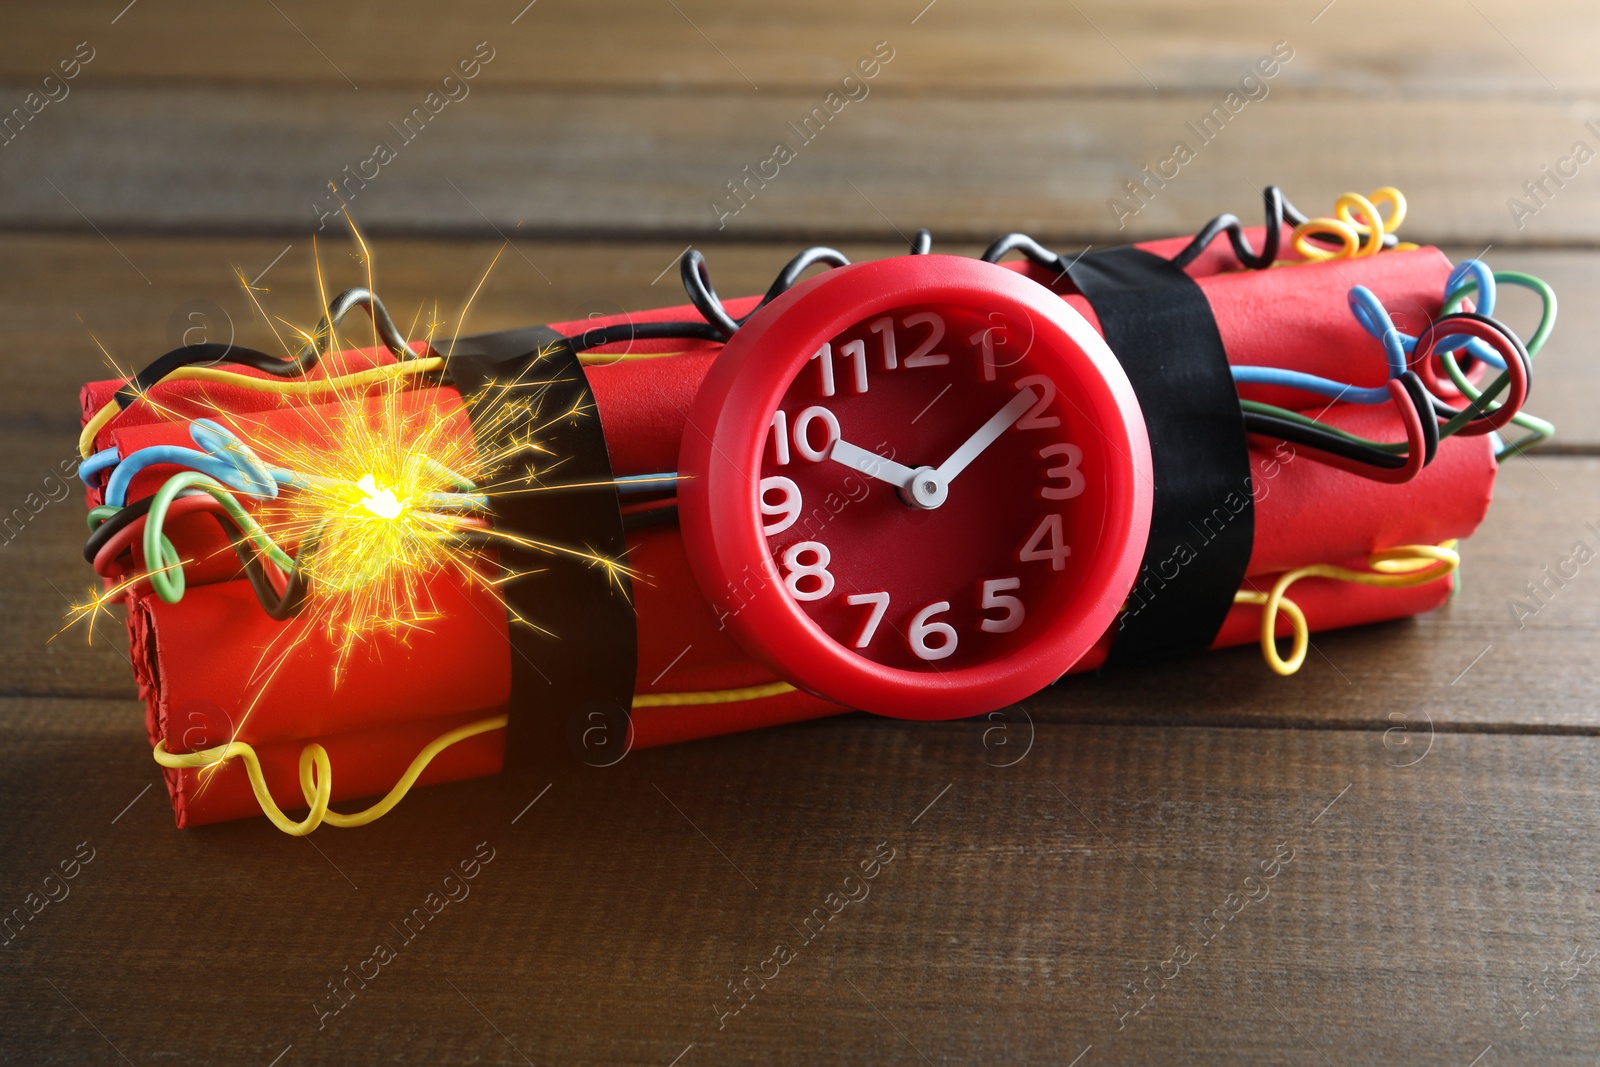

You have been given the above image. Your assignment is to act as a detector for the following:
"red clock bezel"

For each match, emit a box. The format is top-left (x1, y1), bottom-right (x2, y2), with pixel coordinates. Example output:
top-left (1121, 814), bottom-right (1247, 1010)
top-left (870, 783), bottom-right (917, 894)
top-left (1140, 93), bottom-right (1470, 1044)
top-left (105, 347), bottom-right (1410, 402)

top-left (677, 254), bottom-right (1153, 720)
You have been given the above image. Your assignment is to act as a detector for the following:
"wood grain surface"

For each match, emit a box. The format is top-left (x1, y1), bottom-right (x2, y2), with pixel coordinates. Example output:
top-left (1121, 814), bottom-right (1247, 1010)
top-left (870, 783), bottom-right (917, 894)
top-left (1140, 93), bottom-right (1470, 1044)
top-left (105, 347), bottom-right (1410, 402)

top-left (3, 2), bottom-right (1599, 1064)
top-left (4, 88), bottom-right (1597, 244)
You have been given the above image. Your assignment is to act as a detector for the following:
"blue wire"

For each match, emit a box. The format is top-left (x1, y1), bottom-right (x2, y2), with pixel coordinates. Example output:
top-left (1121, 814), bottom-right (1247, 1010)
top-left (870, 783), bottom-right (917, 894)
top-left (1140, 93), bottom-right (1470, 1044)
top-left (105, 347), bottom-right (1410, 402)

top-left (1436, 260), bottom-right (1507, 369)
top-left (1345, 287), bottom-right (1411, 377)
top-left (103, 446), bottom-right (266, 507)
top-left (615, 474), bottom-right (678, 494)
top-left (100, 409), bottom-right (675, 514)
top-left (1352, 262), bottom-right (1507, 370)
top-left (271, 469), bottom-right (488, 511)
top-left (79, 448), bottom-right (120, 486)
top-left (1447, 260), bottom-right (1496, 316)
top-left (102, 419), bottom-right (278, 507)
top-left (1231, 260), bottom-right (1514, 404)
top-left (1229, 366), bottom-right (1391, 404)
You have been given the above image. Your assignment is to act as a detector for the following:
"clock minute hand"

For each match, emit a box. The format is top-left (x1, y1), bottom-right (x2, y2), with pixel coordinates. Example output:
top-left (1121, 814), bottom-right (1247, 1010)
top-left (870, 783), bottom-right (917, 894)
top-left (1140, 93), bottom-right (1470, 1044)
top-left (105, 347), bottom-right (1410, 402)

top-left (827, 439), bottom-right (918, 489)
top-left (933, 386), bottom-right (1040, 485)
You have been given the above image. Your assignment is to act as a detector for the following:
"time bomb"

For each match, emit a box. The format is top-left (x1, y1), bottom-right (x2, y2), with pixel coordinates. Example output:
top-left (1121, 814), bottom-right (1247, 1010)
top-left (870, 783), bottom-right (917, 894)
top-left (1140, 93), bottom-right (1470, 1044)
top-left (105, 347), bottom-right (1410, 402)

top-left (74, 185), bottom-right (1550, 830)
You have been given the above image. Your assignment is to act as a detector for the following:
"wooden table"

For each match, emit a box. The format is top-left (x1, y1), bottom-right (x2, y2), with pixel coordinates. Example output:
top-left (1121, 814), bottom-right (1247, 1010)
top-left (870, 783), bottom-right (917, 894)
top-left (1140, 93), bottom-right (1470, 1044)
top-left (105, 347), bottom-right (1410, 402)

top-left (3, 3), bottom-right (1598, 1063)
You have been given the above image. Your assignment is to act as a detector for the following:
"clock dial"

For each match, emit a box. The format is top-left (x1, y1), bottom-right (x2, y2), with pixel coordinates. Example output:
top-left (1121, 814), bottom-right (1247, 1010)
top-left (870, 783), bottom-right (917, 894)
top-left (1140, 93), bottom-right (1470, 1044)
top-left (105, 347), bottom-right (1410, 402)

top-left (678, 254), bottom-right (1151, 719)
top-left (758, 303), bottom-right (1097, 673)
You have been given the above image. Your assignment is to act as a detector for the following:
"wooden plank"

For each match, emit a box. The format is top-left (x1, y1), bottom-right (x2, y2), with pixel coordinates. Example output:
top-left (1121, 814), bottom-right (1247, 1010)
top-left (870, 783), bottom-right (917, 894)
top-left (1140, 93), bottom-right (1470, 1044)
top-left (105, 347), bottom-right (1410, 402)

top-left (1, 236), bottom-right (1592, 441)
top-left (0, 0), bottom-right (1591, 94)
top-left (2, 86), bottom-right (1597, 244)
top-left (0, 713), bottom-right (1596, 1064)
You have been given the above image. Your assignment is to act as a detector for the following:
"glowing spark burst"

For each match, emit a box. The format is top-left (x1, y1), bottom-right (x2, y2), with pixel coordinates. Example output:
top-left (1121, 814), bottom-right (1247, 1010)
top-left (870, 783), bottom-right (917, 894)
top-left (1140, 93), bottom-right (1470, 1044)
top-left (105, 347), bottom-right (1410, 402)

top-left (356, 474), bottom-right (405, 519)
top-left (67, 214), bottom-right (640, 809)
top-left (257, 384), bottom-right (491, 652)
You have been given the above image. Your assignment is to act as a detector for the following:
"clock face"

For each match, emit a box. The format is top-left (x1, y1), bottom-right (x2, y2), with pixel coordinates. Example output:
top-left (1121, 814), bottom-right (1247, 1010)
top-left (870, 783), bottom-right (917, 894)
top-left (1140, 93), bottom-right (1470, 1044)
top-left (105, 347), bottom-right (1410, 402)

top-left (678, 254), bottom-right (1151, 719)
top-left (757, 302), bottom-right (1096, 674)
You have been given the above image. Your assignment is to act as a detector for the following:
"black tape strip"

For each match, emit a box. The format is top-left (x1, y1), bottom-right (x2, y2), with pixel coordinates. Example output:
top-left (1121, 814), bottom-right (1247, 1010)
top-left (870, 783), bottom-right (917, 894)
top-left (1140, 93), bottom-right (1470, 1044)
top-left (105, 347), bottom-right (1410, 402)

top-left (440, 326), bottom-right (637, 768)
top-left (1065, 247), bottom-right (1254, 665)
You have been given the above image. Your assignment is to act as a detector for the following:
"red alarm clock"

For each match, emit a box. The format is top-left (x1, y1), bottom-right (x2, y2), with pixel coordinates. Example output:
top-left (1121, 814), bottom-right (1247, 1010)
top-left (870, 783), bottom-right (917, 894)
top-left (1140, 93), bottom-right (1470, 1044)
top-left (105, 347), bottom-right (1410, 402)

top-left (678, 255), bottom-right (1153, 720)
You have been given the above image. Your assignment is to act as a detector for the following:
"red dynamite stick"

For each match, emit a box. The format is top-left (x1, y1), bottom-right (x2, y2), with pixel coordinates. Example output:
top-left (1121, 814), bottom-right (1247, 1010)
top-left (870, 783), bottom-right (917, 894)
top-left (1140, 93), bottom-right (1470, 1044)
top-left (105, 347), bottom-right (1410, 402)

top-left (81, 242), bottom-right (1495, 826)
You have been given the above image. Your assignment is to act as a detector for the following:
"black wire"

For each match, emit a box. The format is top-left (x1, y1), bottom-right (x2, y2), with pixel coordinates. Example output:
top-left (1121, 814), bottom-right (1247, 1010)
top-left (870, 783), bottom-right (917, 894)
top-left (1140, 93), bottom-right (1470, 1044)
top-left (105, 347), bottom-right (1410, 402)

top-left (1242, 411), bottom-right (1408, 470)
top-left (1420, 311), bottom-right (1533, 431)
top-left (85, 493), bottom-right (312, 619)
top-left (1244, 370), bottom-right (1439, 472)
top-left (1397, 369), bottom-right (1440, 466)
top-left (209, 514), bottom-right (314, 620)
top-left (980, 186), bottom-right (1402, 278)
top-left (114, 288), bottom-right (416, 409)
top-left (83, 493), bottom-right (161, 564)
top-left (676, 246), bottom-right (851, 341)
top-left (980, 233), bottom-right (1072, 275)
top-left (1168, 185), bottom-right (1286, 270)
top-left (748, 245), bottom-right (851, 322)
top-left (561, 319), bottom-right (725, 355)
top-left (910, 228), bottom-right (932, 255)
top-left (116, 344), bottom-right (307, 408)
top-left (679, 250), bottom-right (741, 337)
top-left (1170, 185), bottom-right (1401, 271)
top-left (545, 244), bottom-right (857, 355)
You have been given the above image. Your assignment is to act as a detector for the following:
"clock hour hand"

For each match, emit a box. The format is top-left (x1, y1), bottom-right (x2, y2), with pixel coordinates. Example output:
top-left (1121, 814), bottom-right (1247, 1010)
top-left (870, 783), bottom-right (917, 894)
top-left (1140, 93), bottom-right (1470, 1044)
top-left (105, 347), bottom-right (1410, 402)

top-left (827, 439), bottom-right (918, 489)
top-left (932, 386), bottom-right (1040, 485)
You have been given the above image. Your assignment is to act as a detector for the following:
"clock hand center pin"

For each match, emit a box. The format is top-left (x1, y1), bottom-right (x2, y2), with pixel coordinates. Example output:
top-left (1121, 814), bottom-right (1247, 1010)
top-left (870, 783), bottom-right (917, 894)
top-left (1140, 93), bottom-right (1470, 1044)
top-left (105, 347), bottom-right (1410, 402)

top-left (824, 386), bottom-right (1040, 512)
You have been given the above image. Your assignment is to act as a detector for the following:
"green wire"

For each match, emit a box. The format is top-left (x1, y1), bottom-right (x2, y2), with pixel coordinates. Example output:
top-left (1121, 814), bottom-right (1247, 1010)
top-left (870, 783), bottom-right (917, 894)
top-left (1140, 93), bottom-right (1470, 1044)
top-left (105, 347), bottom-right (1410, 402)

top-left (143, 471), bottom-right (295, 604)
top-left (1239, 399), bottom-right (1410, 453)
top-left (1444, 271), bottom-right (1557, 355)
top-left (92, 457), bottom-right (484, 606)
top-left (1439, 271), bottom-right (1558, 458)
top-left (1241, 269), bottom-right (1555, 459)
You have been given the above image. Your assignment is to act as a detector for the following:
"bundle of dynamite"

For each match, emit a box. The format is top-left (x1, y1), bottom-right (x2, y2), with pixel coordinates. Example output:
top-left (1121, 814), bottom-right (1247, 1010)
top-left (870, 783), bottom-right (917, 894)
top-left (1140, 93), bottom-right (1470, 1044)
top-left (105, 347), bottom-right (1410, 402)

top-left (72, 186), bottom-right (1553, 831)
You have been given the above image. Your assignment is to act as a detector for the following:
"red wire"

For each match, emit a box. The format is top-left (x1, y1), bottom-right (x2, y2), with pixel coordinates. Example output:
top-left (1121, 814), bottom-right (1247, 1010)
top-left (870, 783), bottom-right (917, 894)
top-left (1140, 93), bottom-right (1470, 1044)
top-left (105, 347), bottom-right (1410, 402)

top-left (91, 495), bottom-right (234, 580)
top-left (1411, 315), bottom-right (1528, 436)
top-left (1251, 375), bottom-right (1430, 485)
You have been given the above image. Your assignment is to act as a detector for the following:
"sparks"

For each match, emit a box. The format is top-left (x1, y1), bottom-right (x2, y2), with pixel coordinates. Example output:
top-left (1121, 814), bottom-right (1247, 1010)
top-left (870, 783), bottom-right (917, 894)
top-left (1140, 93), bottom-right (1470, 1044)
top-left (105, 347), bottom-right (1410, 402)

top-left (68, 221), bottom-right (637, 705)
top-left (356, 474), bottom-right (406, 520)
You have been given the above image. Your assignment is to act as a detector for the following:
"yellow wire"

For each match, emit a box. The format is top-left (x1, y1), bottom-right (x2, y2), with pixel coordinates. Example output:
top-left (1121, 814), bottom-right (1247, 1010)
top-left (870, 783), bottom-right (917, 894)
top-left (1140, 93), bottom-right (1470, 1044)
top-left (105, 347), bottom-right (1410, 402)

top-left (149, 677), bottom-right (798, 833)
top-left (631, 679), bottom-right (796, 707)
top-left (81, 347), bottom-right (699, 457)
top-left (152, 712), bottom-right (507, 835)
top-left (1237, 540), bottom-right (1460, 675)
top-left (577, 349), bottom-right (689, 366)
top-left (78, 402), bottom-right (120, 459)
top-left (1234, 589), bottom-right (1311, 675)
top-left (159, 357), bottom-right (444, 396)
top-left (1291, 186), bottom-right (1410, 262)
top-left (78, 357), bottom-right (447, 459)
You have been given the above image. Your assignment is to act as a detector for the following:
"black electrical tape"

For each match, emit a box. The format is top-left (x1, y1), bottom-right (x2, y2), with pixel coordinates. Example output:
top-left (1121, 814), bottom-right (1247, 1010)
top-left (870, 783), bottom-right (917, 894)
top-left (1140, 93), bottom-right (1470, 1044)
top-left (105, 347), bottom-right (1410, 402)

top-left (440, 325), bottom-right (637, 769)
top-left (1065, 246), bottom-right (1255, 665)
